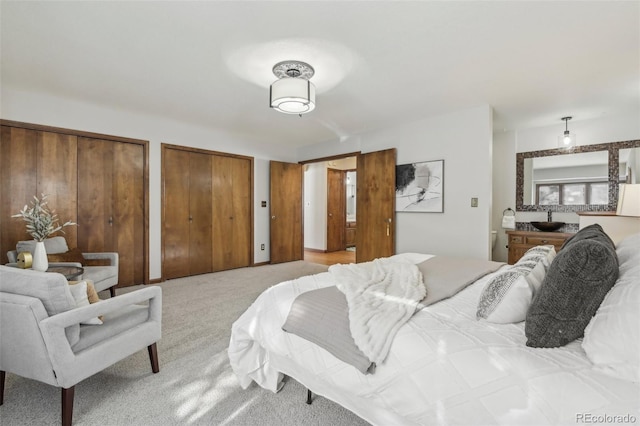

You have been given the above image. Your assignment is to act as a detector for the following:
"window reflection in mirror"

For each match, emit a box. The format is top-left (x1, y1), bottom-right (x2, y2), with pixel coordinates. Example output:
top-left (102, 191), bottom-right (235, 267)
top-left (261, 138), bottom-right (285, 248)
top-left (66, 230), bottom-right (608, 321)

top-left (523, 151), bottom-right (609, 206)
top-left (619, 147), bottom-right (640, 184)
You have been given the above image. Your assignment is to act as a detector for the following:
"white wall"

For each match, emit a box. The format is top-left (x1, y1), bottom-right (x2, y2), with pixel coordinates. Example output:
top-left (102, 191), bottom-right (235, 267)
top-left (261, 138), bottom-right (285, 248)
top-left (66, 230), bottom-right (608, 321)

top-left (298, 105), bottom-right (495, 259)
top-left (303, 163), bottom-right (328, 250)
top-left (491, 110), bottom-right (640, 262)
top-left (1, 87), bottom-right (296, 278)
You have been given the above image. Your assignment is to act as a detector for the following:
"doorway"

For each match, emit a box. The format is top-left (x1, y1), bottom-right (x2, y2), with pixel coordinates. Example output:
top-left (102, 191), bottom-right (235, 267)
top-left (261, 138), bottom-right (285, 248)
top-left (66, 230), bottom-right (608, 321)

top-left (302, 156), bottom-right (357, 264)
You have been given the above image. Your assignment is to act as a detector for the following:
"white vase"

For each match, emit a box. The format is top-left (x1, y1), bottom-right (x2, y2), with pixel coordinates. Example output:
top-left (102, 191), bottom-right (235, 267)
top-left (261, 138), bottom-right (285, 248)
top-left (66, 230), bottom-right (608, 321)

top-left (32, 241), bottom-right (49, 272)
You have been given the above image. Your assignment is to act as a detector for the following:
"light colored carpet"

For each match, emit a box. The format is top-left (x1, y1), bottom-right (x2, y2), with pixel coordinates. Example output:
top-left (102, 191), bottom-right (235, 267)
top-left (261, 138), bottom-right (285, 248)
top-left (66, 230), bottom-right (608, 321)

top-left (1, 261), bottom-right (371, 426)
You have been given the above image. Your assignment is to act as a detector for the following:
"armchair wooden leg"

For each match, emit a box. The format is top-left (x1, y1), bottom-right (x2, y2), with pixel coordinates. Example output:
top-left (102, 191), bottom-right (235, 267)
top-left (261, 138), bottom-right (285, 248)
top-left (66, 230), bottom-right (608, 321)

top-left (148, 343), bottom-right (159, 374)
top-left (109, 286), bottom-right (116, 298)
top-left (62, 386), bottom-right (74, 426)
top-left (1, 370), bottom-right (5, 406)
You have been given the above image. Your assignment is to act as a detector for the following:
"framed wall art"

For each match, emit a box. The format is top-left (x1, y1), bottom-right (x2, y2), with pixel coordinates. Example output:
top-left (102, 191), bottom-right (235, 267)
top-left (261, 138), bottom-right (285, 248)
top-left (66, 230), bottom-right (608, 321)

top-left (395, 159), bottom-right (444, 212)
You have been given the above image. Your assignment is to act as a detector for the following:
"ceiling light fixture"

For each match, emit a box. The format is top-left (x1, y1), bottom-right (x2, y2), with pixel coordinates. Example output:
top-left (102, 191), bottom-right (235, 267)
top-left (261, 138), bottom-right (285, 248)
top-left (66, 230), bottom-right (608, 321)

top-left (558, 116), bottom-right (577, 149)
top-left (270, 60), bottom-right (316, 115)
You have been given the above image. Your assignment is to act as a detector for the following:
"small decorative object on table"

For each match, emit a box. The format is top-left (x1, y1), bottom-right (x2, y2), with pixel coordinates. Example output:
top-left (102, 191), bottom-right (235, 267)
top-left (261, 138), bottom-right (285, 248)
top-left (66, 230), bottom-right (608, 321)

top-left (17, 252), bottom-right (33, 269)
top-left (11, 193), bottom-right (76, 272)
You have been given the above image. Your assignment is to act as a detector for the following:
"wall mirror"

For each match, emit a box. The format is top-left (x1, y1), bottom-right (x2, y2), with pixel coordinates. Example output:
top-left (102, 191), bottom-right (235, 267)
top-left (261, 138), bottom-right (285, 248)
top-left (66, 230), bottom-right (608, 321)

top-left (516, 140), bottom-right (640, 212)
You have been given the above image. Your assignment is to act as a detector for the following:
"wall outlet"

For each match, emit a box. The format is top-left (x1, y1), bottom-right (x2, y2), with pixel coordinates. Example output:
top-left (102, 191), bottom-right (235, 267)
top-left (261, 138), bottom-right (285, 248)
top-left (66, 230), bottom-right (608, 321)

top-left (260, 244), bottom-right (265, 250)
top-left (471, 197), bottom-right (478, 207)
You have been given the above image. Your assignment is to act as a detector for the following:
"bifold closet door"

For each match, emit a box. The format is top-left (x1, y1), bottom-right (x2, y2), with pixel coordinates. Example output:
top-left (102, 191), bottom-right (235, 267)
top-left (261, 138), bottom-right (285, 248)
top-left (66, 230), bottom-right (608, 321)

top-left (0, 127), bottom-right (78, 257)
top-left (212, 155), bottom-right (251, 271)
top-left (163, 148), bottom-right (213, 279)
top-left (78, 137), bottom-right (145, 286)
top-left (188, 152), bottom-right (213, 275)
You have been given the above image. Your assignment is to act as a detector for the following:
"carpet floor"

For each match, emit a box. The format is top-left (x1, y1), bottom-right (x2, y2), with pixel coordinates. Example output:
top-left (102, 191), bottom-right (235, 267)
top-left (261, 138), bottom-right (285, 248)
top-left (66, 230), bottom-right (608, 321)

top-left (1, 261), bottom-right (371, 426)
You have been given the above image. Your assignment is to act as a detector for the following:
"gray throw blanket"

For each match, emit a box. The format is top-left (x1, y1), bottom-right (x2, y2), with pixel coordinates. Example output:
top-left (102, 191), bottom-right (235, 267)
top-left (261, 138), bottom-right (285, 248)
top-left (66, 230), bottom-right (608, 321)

top-left (282, 256), bottom-right (504, 373)
top-left (417, 256), bottom-right (505, 307)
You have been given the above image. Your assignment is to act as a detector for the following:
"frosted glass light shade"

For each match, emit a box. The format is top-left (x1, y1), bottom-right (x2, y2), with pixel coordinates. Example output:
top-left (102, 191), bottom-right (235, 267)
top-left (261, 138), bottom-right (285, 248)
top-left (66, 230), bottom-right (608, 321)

top-left (270, 78), bottom-right (316, 114)
top-left (558, 132), bottom-right (577, 149)
top-left (616, 184), bottom-right (640, 217)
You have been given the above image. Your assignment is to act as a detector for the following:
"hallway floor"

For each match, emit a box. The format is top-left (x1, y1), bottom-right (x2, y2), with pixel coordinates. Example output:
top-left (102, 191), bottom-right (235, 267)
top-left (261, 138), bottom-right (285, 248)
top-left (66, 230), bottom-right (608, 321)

top-left (304, 249), bottom-right (355, 266)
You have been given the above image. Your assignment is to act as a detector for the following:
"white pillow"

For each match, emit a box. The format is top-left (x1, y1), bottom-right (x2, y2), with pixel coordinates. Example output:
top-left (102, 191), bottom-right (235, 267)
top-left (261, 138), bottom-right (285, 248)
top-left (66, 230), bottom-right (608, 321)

top-left (582, 233), bottom-right (640, 381)
top-left (477, 245), bottom-right (555, 323)
top-left (68, 281), bottom-right (103, 325)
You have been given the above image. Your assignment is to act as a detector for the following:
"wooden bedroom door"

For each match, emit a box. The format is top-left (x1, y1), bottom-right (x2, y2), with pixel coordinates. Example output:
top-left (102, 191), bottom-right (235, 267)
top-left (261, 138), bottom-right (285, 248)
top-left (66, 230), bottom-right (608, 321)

top-left (270, 161), bottom-right (303, 264)
top-left (356, 148), bottom-right (396, 263)
top-left (326, 168), bottom-right (346, 252)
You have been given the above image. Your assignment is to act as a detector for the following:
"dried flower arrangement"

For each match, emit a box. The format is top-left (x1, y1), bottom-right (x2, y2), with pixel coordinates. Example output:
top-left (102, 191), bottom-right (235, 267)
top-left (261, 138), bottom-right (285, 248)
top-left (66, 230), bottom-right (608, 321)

top-left (12, 194), bottom-right (76, 241)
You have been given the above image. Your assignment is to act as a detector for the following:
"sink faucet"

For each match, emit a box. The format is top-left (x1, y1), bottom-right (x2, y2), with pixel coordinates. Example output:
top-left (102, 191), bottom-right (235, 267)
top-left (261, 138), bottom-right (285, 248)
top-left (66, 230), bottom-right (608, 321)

top-left (547, 210), bottom-right (552, 222)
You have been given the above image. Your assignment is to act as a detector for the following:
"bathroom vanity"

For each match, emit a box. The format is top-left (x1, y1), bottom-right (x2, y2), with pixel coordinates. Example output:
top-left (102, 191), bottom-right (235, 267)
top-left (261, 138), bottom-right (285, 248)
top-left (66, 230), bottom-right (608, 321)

top-left (506, 230), bottom-right (574, 265)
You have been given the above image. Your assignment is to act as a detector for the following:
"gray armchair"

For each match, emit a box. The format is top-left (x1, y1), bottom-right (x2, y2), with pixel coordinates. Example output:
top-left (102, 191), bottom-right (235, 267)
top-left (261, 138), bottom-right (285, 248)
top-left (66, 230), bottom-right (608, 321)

top-left (0, 266), bottom-right (162, 425)
top-left (6, 237), bottom-right (119, 297)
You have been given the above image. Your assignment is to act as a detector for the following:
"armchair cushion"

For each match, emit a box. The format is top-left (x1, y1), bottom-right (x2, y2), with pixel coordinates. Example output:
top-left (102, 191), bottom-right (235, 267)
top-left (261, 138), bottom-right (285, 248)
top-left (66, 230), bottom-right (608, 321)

top-left (16, 236), bottom-right (69, 255)
top-left (0, 266), bottom-right (80, 345)
top-left (72, 304), bottom-right (149, 352)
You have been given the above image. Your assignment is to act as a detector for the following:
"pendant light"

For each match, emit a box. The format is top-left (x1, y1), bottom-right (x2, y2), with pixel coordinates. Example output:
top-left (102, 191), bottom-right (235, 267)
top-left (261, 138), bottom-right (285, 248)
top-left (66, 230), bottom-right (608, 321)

top-left (270, 61), bottom-right (316, 115)
top-left (558, 116), bottom-right (576, 149)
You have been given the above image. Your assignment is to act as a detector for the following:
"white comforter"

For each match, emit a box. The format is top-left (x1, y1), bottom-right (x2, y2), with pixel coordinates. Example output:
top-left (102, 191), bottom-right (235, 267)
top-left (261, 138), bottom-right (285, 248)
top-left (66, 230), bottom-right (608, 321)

top-left (228, 254), bottom-right (639, 426)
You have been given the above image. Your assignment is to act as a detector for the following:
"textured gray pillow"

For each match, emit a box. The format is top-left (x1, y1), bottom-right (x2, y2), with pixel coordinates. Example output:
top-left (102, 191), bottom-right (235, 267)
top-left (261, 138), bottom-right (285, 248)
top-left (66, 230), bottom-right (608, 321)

top-left (525, 224), bottom-right (618, 348)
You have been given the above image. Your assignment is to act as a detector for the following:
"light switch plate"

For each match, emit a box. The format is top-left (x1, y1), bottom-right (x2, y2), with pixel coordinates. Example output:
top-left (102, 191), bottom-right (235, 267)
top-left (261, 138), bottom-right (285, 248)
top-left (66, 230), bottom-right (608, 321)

top-left (471, 198), bottom-right (478, 207)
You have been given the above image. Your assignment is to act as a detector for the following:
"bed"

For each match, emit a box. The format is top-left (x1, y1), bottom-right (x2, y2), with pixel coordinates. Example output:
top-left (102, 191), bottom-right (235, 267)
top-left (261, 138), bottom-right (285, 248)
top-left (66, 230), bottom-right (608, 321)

top-left (229, 226), bottom-right (639, 426)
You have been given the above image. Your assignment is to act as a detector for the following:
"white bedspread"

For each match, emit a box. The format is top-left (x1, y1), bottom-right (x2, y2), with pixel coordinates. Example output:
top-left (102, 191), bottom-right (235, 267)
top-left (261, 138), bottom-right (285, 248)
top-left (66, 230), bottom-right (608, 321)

top-left (329, 258), bottom-right (424, 364)
top-left (228, 254), bottom-right (640, 426)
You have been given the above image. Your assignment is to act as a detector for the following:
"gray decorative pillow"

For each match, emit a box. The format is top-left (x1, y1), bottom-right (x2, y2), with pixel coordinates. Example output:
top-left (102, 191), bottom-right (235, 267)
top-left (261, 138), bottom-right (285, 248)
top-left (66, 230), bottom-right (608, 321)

top-left (525, 224), bottom-right (618, 348)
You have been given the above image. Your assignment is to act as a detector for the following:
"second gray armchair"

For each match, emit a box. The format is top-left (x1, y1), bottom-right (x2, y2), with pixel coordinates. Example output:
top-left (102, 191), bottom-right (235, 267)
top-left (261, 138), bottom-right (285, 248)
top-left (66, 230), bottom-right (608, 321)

top-left (6, 237), bottom-right (119, 297)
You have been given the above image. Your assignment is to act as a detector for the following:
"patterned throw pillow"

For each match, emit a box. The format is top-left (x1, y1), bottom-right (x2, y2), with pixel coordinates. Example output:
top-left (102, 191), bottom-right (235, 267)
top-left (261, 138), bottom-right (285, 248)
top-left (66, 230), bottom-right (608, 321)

top-left (477, 245), bottom-right (555, 323)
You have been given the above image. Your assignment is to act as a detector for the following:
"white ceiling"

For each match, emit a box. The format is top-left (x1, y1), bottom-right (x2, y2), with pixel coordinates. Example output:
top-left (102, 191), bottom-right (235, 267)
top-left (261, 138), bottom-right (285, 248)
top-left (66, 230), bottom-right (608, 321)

top-left (2, 1), bottom-right (638, 149)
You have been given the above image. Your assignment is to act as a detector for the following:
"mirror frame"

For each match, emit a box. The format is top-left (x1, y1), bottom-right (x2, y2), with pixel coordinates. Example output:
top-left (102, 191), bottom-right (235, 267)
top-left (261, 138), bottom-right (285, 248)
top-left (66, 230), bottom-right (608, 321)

top-left (516, 139), bottom-right (640, 212)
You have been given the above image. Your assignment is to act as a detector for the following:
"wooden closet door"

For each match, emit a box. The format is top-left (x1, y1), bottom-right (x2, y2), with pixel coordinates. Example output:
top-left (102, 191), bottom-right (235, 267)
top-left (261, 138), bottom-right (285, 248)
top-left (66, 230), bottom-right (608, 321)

top-left (1, 128), bottom-right (78, 258)
top-left (0, 126), bottom-right (38, 259)
top-left (163, 148), bottom-right (191, 279)
top-left (230, 156), bottom-right (251, 268)
top-left (212, 155), bottom-right (251, 271)
top-left (37, 132), bottom-right (78, 248)
top-left (188, 152), bottom-right (213, 275)
top-left (78, 138), bottom-right (114, 252)
top-left (112, 142), bottom-right (145, 285)
top-left (79, 137), bottom-right (145, 286)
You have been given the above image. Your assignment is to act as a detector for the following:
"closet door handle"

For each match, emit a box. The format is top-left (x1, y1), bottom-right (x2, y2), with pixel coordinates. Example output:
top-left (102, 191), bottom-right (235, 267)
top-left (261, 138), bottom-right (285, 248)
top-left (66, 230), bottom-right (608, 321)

top-left (189, 215), bottom-right (193, 222)
top-left (108, 216), bottom-right (113, 226)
